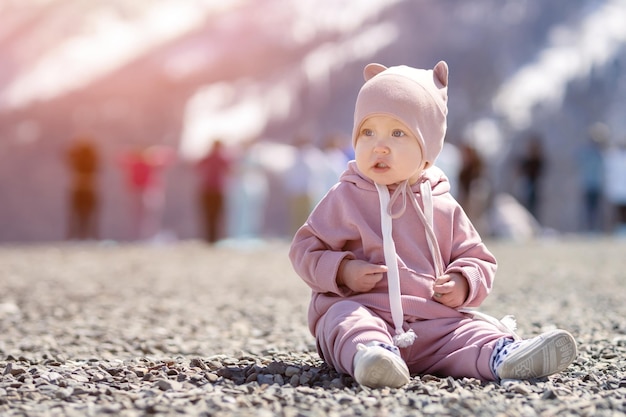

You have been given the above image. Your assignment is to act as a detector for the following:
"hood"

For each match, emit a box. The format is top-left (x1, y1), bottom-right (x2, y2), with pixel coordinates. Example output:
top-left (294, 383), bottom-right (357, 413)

top-left (339, 160), bottom-right (451, 196)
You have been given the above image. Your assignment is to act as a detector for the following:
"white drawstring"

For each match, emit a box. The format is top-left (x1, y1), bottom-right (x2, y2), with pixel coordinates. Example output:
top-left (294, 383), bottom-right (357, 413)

top-left (376, 177), bottom-right (520, 348)
top-left (376, 182), bottom-right (416, 347)
top-left (412, 181), bottom-right (444, 278)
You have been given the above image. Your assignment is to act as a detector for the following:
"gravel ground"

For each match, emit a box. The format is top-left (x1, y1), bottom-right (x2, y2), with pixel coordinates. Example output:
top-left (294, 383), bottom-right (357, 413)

top-left (0, 237), bottom-right (625, 417)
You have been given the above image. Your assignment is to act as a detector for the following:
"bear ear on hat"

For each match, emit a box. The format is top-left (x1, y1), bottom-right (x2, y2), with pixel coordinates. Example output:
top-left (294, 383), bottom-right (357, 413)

top-left (363, 63), bottom-right (387, 81)
top-left (433, 61), bottom-right (449, 88)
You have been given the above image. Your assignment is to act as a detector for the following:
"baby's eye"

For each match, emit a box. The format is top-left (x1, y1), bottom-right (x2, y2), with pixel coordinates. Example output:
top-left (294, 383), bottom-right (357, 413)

top-left (392, 129), bottom-right (406, 137)
top-left (362, 128), bottom-right (374, 136)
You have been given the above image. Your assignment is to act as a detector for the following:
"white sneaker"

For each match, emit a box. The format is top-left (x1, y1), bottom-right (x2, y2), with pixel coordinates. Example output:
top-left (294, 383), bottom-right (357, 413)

top-left (496, 329), bottom-right (577, 380)
top-left (353, 342), bottom-right (410, 388)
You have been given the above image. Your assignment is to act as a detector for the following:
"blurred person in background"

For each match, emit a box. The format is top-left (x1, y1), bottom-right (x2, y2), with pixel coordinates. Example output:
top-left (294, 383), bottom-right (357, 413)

top-left (66, 136), bottom-right (100, 240)
top-left (577, 123), bottom-right (608, 233)
top-left (285, 134), bottom-right (317, 236)
top-left (604, 138), bottom-right (626, 235)
top-left (226, 140), bottom-right (269, 242)
top-left (457, 143), bottom-right (488, 225)
top-left (119, 145), bottom-right (175, 241)
top-left (197, 140), bottom-right (232, 244)
top-left (517, 133), bottom-right (545, 222)
top-left (312, 133), bottom-right (351, 204)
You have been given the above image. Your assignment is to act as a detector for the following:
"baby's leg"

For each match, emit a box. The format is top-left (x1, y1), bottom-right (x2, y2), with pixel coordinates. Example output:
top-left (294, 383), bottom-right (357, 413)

top-left (315, 300), bottom-right (393, 375)
top-left (404, 316), bottom-right (508, 381)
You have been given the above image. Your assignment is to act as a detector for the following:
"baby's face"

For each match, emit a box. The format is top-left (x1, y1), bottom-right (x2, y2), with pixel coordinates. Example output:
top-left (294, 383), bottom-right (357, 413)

top-left (354, 115), bottom-right (425, 185)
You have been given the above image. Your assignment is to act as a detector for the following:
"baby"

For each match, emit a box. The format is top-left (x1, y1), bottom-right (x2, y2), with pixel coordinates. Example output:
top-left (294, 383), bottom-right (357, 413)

top-left (289, 61), bottom-right (577, 388)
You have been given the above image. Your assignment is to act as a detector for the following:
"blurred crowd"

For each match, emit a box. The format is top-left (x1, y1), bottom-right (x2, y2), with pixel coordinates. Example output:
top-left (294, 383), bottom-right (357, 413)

top-left (452, 123), bottom-right (626, 239)
top-left (64, 132), bottom-right (353, 244)
top-left (64, 123), bottom-right (626, 245)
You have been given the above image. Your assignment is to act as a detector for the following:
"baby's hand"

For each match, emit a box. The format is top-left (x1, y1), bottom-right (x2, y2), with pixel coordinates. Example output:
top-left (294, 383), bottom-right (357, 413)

top-left (432, 272), bottom-right (469, 308)
top-left (337, 259), bottom-right (387, 293)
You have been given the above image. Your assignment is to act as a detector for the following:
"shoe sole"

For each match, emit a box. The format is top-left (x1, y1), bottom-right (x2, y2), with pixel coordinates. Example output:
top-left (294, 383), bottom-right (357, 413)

top-left (498, 330), bottom-right (577, 379)
top-left (354, 347), bottom-right (410, 388)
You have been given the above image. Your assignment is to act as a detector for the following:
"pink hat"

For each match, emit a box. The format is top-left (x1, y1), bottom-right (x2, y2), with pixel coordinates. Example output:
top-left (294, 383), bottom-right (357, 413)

top-left (352, 61), bottom-right (449, 167)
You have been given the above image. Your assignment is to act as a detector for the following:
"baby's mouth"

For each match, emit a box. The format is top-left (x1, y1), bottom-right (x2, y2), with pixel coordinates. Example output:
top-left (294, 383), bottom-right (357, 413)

top-left (374, 162), bottom-right (389, 169)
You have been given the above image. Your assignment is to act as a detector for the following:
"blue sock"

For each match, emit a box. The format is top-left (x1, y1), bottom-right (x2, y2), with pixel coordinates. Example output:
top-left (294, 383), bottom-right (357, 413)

top-left (489, 337), bottom-right (523, 378)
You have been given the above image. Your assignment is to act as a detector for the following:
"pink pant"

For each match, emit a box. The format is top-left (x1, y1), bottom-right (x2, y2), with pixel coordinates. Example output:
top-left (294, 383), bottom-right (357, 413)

top-left (314, 300), bottom-right (510, 381)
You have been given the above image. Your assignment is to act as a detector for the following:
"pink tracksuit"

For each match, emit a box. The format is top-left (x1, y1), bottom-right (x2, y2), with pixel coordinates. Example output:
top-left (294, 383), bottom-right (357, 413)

top-left (289, 161), bottom-right (510, 381)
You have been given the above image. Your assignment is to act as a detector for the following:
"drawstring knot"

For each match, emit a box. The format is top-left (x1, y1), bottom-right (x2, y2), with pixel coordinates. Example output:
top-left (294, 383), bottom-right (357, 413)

top-left (387, 180), bottom-right (410, 219)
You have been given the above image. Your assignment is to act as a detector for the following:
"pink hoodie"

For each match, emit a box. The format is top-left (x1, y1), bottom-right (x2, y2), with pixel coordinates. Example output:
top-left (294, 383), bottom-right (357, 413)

top-left (289, 161), bottom-right (497, 336)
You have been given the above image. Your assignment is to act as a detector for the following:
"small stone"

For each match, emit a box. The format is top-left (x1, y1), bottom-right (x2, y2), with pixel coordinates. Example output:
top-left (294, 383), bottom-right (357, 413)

top-left (99, 404), bottom-right (122, 414)
top-left (55, 387), bottom-right (73, 399)
top-left (510, 383), bottom-right (533, 396)
top-left (71, 387), bottom-right (91, 395)
top-left (189, 358), bottom-right (207, 370)
top-left (206, 372), bottom-right (219, 383)
top-left (299, 371), bottom-right (313, 385)
top-left (329, 378), bottom-right (344, 389)
top-left (257, 374), bottom-right (274, 385)
top-left (265, 362), bottom-right (286, 375)
top-left (105, 367), bottom-right (123, 376)
top-left (132, 367), bottom-right (148, 377)
top-left (6, 364), bottom-right (26, 377)
top-left (541, 388), bottom-right (558, 399)
top-left (206, 360), bottom-right (222, 370)
top-left (70, 373), bottom-right (89, 383)
top-left (274, 374), bottom-right (284, 385)
top-left (153, 379), bottom-right (181, 391)
top-left (285, 366), bottom-right (300, 377)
